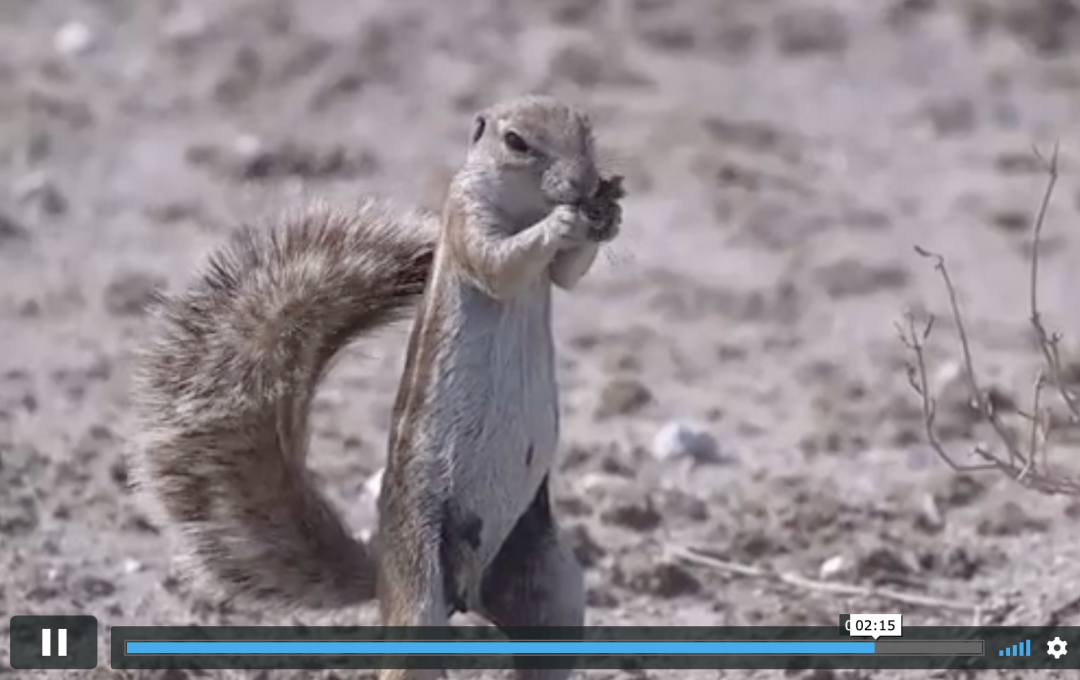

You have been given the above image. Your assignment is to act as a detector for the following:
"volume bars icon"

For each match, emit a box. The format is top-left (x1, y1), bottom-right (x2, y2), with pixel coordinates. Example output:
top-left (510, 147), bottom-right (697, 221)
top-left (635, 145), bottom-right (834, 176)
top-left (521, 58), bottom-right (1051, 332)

top-left (999, 640), bottom-right (1031, 657)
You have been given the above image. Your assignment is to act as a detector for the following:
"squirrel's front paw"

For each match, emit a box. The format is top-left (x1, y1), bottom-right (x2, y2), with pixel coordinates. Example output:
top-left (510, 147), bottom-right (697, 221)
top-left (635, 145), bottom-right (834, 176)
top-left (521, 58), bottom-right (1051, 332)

top-left (548, 204), bottom-right (596, 246)
top-left (549, 174), bottom-right (625, 247)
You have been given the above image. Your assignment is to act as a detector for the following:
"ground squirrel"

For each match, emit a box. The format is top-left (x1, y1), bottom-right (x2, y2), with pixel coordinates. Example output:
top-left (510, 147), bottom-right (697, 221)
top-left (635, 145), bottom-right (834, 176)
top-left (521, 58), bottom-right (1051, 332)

top-left (130, 94), bottom-right (624, 680)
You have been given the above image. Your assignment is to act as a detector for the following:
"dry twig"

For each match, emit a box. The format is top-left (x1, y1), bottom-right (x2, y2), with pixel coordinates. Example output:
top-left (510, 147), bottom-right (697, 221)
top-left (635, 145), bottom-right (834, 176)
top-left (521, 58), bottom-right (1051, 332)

top-left (898, 143), bottom-right (1080, 495)
top-left (672, 546), bottom-right (1000, 615)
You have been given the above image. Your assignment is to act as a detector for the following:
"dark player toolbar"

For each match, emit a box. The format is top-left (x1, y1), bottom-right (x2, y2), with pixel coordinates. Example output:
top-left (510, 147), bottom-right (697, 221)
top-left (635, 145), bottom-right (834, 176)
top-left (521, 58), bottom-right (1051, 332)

top-left (6, 616), bottom-right (1078, 671)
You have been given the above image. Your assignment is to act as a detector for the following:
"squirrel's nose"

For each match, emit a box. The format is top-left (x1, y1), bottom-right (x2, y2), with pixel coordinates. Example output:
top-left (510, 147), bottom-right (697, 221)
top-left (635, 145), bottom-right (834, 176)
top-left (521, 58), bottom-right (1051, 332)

top-left (564, 168), bottom-right (599, 204)
top-left (544, 164), bottom-right (599, 204)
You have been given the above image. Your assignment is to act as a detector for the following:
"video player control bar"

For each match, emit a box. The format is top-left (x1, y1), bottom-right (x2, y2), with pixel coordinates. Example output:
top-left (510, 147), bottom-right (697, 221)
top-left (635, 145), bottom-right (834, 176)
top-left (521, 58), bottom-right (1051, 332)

top-left (125, 640), bottom-right (983, 655)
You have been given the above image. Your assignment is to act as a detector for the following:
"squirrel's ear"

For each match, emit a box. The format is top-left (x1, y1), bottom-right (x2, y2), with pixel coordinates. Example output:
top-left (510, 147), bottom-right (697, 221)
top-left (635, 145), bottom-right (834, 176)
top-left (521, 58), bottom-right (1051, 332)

top-left (470, 115), bottom-right (486, 144)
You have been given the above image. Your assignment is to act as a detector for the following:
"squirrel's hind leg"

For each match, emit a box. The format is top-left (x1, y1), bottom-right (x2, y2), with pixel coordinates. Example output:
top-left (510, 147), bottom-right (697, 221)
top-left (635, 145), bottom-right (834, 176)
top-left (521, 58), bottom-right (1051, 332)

top-left (375, 483), bottom-right (450, 680)
top-left (480, 477), bottom-right (585, 680)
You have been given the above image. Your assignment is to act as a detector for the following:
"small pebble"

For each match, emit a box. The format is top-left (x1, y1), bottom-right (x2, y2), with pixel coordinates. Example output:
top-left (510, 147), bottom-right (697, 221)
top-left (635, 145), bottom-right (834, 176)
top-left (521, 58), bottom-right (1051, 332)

top-left (54, 21), bottom-right (95, 56)
top-left (916, 492), bottom-right (945, 531)
top-left (933, 359), bottom-right (1004, 415)
top-left (232, 134), bottom-right (263, 160)
top-left (933, 359), bottom-right (961, 381)
top-left (356, 468), bottom-right (384, 537)
top-left (818, 555), bottom-right (849, 580)
top-left (580, 472), bottom-right (626, 493)
top-left (123, 558), bottom-right (143, 575)
top-left (363, 467), bottom-right (384, 501)
top-left (651, 420), bottom-right (722, 464)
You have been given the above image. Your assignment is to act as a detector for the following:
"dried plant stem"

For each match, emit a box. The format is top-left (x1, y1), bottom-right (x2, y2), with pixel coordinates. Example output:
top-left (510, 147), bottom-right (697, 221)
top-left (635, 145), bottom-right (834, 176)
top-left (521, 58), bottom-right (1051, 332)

top-left (898, 143), bottom-right (1080, 495)
top-left (672, 546), bottom-right (1000, 615)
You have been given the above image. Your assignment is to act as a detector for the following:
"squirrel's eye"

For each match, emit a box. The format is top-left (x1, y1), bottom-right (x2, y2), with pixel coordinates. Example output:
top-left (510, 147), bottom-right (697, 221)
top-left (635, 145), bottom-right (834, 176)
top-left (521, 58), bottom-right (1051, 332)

top-left (502, 131), bottom-right (530, 154)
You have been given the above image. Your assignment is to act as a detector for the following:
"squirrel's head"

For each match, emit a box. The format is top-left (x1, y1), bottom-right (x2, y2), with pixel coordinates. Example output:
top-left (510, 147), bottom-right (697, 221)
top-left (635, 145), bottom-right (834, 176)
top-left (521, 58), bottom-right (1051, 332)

top-left (462, 94), bottom-right (600, 226)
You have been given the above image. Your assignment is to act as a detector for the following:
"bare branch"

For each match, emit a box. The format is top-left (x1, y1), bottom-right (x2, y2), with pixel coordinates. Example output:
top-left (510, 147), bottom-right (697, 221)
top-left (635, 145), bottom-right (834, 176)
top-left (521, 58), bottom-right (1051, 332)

top-left (899, 144), bottom-right (1080, 495)
top-left (1026, 144), bottom-right (1080, 422)
top-left (672, 545), bottom-right (1004, 615)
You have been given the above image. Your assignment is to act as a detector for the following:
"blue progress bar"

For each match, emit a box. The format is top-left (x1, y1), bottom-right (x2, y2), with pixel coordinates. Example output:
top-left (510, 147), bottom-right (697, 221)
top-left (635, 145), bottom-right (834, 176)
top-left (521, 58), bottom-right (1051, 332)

top-left (127, 641), bottom-right (876, 655)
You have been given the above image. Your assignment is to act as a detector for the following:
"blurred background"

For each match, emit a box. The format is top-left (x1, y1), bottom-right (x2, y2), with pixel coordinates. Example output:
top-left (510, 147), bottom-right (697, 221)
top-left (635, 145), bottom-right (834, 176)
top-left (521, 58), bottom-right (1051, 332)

top-left (5, 0), bottom-right (1080, 677)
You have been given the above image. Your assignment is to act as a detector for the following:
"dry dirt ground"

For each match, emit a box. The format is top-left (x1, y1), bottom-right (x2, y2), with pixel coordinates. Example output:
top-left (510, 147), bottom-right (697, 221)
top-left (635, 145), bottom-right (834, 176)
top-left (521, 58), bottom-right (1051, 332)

top-left (8, 0), bottom-right (1080, 678)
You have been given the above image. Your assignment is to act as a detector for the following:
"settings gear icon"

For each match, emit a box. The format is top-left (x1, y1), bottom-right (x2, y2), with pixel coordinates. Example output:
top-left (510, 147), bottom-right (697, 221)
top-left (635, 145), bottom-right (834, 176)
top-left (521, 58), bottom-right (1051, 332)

top-left (1048, 637), bottom-right (1068, 659)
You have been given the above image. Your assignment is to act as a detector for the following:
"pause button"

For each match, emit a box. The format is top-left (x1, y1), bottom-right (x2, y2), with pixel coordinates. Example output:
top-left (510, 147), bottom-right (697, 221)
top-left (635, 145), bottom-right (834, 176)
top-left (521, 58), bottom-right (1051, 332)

top-left (9, 615), bottom-right (97, 670)
top-left (41, 627), bottom-right (68, 657)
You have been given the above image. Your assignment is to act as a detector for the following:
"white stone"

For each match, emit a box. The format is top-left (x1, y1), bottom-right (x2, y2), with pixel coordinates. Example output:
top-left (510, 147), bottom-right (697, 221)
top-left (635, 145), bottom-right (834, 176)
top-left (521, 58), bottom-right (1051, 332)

top-left (819, 555), bottom-right (848, 580)
top-left (363, 466), bottom-right (384, 501)
top-left (651, 420), bottom-right (721, 464)
top-left (917, 492), bottom-right (944, 530)
top-left (581, 472), bottom-right (627, 493)
top-left (54, 22), bottom-right (95, 56)
top-left (232, 134), bottom-right (263, 160)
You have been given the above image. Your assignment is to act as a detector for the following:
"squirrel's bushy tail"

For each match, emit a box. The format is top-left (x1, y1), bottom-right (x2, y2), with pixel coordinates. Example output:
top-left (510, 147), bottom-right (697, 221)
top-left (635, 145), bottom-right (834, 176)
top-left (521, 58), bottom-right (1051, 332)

top-left (129, 200), bottom-right (437, 610)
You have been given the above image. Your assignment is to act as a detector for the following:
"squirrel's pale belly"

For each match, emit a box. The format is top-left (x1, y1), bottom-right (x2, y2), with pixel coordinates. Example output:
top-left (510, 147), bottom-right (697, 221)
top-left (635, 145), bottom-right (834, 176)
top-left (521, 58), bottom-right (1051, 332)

top-left (420, 277), bottom-right (560, 611)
